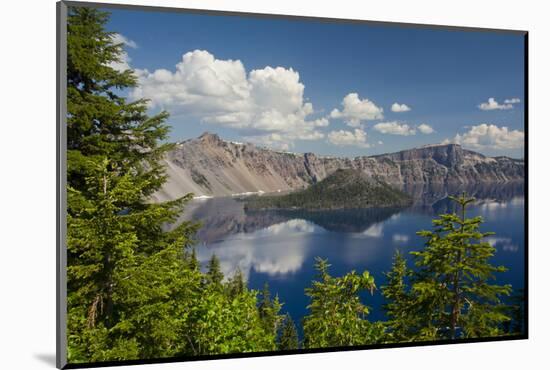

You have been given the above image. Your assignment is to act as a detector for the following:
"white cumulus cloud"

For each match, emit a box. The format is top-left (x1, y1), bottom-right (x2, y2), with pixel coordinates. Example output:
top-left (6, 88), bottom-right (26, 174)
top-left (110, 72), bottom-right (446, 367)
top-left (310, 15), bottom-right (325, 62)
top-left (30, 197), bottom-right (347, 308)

top-left (108, 33), bottom-right (137, 72)
top-left (330, 93), bottom-right (384, 127)
top-left (417, 123), bottom-right (435, 134)
top-left (448, 124), bottom-right (524, 150)
top-left (373, 121), bottom-right (416, 136)
top-left (131, 50), bottom-right (327, 149)
top-left (478, 97), bottom-right (513, 111)
top-left (391, 102), bottom-right (411, 112)
top-left (327, 128), bottom-right (370, 148)
top-left (112, 33), bottom-right (138, 49)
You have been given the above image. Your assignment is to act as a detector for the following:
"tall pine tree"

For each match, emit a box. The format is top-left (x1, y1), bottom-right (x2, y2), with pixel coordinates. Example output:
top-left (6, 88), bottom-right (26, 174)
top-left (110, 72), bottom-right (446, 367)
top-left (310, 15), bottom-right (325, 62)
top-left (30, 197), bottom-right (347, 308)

top-left (226, 267), bottom-right (246, 299)
top-left (205, 254), bottom-right (224, 288)
top-left (381, 251), bottom-right (417, 342)
top-left (258, 282), bottom-right (283, 345)
top-left (383, 193), bottom-right (513, 341)
top-left (278, 314), bottom-right (300, 350)
top-left (66, 6), bottom-right (200, 362)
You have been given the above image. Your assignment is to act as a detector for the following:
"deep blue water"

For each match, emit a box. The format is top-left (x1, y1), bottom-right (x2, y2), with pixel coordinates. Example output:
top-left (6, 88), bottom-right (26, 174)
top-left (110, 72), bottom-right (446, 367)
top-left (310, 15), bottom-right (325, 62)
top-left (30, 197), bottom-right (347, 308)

top-left (180, 182), bottom-right (525, 333)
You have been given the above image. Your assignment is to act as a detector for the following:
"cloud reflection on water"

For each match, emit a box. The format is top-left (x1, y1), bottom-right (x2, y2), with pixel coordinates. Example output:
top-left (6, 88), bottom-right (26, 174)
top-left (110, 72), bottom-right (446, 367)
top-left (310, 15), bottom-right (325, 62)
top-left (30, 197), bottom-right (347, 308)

top-left (485, 236), bottom-right (519, 253)
top-left (187, 182), bottom-right (524, 283)
top-left (392, 234), bottom-right (410, 243)
top-left (362, 223), bottom-right (384, 238)
top-left (197, 219), bottom-right (322, 280)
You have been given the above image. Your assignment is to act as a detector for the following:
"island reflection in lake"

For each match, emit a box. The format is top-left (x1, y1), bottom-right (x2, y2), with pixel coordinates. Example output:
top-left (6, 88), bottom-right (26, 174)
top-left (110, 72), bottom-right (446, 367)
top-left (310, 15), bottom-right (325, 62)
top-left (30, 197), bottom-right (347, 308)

top-left (176, 182), bottom-right (525, 331)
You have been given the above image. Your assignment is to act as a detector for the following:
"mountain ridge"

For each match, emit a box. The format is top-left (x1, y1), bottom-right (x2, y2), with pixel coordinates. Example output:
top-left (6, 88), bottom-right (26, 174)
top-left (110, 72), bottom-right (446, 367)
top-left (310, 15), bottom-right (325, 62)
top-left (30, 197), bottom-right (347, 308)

top-left (151, 132), bottom-right (524, 201)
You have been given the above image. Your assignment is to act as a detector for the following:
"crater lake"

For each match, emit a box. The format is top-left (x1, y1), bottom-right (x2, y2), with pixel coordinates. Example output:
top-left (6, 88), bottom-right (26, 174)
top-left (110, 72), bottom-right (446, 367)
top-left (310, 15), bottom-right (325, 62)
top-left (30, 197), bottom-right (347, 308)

top-left (175, 182), bottom-right (525, 335)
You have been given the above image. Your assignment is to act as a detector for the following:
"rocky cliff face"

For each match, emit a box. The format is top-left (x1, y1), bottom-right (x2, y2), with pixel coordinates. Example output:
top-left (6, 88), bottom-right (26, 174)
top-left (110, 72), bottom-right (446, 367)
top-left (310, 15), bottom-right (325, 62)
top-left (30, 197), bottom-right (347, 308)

top-left (151, 132), bottom-right (524, 201)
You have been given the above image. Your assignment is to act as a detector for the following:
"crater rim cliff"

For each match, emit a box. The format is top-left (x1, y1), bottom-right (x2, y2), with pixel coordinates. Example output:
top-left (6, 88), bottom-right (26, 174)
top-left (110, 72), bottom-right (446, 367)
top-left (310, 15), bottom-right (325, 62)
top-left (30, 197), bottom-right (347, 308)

top-left (151, 132), bottom-right (524, 202)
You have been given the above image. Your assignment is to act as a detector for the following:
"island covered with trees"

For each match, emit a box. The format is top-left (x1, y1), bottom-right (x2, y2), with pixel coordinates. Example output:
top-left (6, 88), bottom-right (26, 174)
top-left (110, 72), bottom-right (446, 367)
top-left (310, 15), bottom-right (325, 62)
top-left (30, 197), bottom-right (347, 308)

top-left (245, 169), bottom-right (413, 211)
top-left (65, 7), bottom-right (524, 365)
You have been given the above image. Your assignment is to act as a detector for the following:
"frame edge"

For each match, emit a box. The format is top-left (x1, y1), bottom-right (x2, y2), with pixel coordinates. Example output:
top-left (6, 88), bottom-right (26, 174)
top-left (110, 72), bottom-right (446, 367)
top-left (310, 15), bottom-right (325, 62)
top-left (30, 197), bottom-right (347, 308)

top-left (57, 1), bottom-right (68, 369)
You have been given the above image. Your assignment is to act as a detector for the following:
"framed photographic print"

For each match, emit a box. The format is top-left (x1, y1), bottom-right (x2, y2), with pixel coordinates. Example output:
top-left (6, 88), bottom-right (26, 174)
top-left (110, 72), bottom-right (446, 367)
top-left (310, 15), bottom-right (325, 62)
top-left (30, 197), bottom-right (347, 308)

top-left (56, 1), bottom-right (527, 368)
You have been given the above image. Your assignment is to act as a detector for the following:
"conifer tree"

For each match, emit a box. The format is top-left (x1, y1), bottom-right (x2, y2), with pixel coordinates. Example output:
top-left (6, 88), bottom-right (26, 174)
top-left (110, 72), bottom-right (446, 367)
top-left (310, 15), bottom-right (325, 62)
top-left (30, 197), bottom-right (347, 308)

top-left (258, 282), bottom-right (283, 339)
top-left (259, 282), bottom-right (272, 320)
top-left (381, 251), bottom-right (417, 342)
top-left (278, 314), bottom-right (300, 350)
top-left (385, 193), bottom-right (513, 341)
top-left (504, 289), bottom-right (525, 335)
top-left (205, 254), bottom-right (224, 288)
top-left (187, 247), bottom-right (200, 272)
top-left (226, 267), bottom-right (245, 299)
top-left (65, 6), bottom-right (289, 362)
top-left (303, 257), bottom-right (384, 348)
top-left (66, 6), bottom-right (201, 362)
top-left (64, 5), bottom-right (520, 361)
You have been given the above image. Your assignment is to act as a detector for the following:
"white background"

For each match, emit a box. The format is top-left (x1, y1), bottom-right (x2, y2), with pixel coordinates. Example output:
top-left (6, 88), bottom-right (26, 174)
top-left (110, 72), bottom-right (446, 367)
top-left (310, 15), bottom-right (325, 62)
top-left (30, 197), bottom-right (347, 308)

top-left (0, 0), bottom-right (547, 369)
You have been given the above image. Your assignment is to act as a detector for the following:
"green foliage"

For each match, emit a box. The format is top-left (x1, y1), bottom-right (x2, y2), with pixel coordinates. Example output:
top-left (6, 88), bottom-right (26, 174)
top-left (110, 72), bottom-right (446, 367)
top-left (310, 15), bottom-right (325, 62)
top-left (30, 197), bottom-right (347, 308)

top-left (245, 169), bottom-right (412, 211)
top-left (258, 283), bottom-right (284, 348)
top-left (186, 247), bottom-right (200, 272)
top-left (66, 7), bottom-right (282, 363)
top-left (226, 267), bottom-right (246, 299)
top-left (204, 254), bottom-right (224, 289)
top-left (503, 289), bottom-right (525, 335)
top-left (303, 258), bottom-right (384, 348)
top-left (65, 6), bottom-right (519, 362)
top-left (381, 251), bottom-right (417, 342)
top-left (184, 282), bottom-right (278, 355)
top-left (383, 193), bottom-right (513, 341)
top-left (278, 314), bottom-right (300, 350)
top-left (66, 6), bottom-right (197, 362)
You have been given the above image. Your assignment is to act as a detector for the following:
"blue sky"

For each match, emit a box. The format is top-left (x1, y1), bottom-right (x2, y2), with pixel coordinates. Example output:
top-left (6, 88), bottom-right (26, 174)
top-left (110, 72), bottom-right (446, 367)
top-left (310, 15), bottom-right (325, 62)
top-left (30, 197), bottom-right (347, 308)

top-left (105, 7), bottom-right (525, 158)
